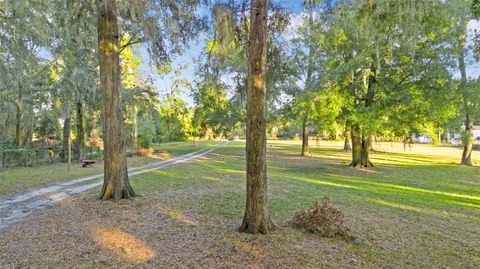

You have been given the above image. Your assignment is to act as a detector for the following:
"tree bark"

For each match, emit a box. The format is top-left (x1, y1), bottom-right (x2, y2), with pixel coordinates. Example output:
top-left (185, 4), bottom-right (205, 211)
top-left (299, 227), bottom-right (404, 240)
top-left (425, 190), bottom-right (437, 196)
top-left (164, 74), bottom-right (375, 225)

top-left (62, 111), bottom-right (72, 162)
top-left (350, 124), bottom-right (372, 167)
top-left (76, 102), bottom-right (85, 161)
top-left (343, 122), bottom-right (351, 151)
top-left (97, 0), bottom-right (135, 200)
top-left (14, 102), bottom-right (22, 148)
top-left (26, 115), bottom-right (34, 146)
top-left (301, 115), bottom-right (310, 156)
top-left (461, 113), bottom-right (473, 166)
top-left (239, 0), bottom-right (274, 234)
top-left (343, 132), bottom-right (351, 151)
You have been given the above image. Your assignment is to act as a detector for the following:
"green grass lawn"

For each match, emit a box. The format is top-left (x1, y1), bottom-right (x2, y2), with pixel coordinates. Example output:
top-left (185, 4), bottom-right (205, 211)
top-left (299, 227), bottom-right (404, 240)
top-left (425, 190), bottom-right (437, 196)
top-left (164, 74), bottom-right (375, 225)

top-left (1, 140), bottom-right (479, 268)
top-left (125, 141), bottom-right (480, 268)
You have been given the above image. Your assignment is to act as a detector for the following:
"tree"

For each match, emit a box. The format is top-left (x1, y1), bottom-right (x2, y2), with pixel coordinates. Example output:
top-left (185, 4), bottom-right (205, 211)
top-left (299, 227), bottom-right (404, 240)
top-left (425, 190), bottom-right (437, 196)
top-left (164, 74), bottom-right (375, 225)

top-left (239, 0), bottom-right (274, 234)
top-left (97, 0), bottom-right (135, 200)
top-left (0, 1), bottom-right (50, 148)
top-left (299, 0), bottom-right (319, 156)
top-left (320, 0), bottom-right (453, 167)
top-left (52, 0), bottom-right (98, 162)
top-left (456, 16), bottom-right (474, 166)
top-left (96, 0), bottom-right (206, 200)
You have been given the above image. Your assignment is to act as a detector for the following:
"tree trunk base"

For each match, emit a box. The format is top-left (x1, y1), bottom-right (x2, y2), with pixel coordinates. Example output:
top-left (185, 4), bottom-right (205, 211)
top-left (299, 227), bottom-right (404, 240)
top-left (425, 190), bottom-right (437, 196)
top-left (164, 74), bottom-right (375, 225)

top-left (460, 158), bottom-right (472, 166)
top-left (99, 185), bottom-right (136, 201)
top-left (239, 217), bottom-right (276, 234)
top-left (349, 160), bottom-right (373, 168)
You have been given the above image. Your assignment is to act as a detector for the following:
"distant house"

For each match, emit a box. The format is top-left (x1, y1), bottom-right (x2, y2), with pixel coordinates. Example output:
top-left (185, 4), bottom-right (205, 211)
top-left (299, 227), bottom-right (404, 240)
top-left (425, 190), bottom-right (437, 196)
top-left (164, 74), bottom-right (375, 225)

top-left (447, 125), bottom-right (480, 145)
top-left (414, 133), bottom-right (433, 143)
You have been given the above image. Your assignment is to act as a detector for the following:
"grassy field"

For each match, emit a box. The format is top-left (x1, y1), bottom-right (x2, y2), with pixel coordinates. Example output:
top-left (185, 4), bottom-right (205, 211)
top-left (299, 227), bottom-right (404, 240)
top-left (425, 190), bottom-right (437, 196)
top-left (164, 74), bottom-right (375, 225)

top-left (0, 140), bottom-right (479, 268)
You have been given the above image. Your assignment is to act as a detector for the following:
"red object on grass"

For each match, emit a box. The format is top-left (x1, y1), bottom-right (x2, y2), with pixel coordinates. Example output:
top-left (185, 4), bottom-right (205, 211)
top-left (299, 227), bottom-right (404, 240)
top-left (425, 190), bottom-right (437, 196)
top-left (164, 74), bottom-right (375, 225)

top-left (82, 160), bottom-right (96, 167)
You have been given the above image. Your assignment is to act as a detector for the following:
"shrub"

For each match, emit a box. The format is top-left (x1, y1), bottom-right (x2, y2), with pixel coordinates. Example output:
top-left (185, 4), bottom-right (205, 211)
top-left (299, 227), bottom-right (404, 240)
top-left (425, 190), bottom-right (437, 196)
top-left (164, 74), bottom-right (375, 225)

top-left (138, 133), bottom-right (153, 148)
top-left (1, 148), bottom-right (38, 168)
top-left (135, 148), bottom-right (153, 157)
top-left (291, 197), bottom-right (352, 238)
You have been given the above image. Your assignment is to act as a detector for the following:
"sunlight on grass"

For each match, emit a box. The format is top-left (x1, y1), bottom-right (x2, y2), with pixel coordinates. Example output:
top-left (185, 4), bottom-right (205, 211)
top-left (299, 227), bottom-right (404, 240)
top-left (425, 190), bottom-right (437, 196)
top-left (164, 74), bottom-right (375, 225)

top-left (449, 200), bottom-right (480, 209)
top-left (201, 176), bottom-right (222, 182)
top-left (159, 205), bottom-right (198, 225)
top-left (149, 152), bottom-right (171, 160)
top-left (361, 198), bottom-right (470, 219)
top-left (90, 227), bottom-right (156, 263)
top-left (152, 170), bottom-right (181, 179)
top-left (286, 174), bottom-right (361, 190)
top-left (323, 173), bottom-right (480, 202)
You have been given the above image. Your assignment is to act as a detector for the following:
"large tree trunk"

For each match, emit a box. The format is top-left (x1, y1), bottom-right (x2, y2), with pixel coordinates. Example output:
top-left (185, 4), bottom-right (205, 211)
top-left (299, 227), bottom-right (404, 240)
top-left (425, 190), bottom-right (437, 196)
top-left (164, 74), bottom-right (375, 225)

top-left (461, 113), bottom-right (473, 166)
top-left (14, 102), bottom-right (22, 148)
top-left (301, 115), bottom-right (310, 156)
top-left (239, 0), bottom-right (274, 234)
top-left (61, 112), bottom-right (72, 162)
top-left (76, 102), bottom-right (85, 161)
top-left (350, 124), bottom-right (372, 167)
top-left (97, 0), bottom-right (135, 200)
top-left (132, 105), bottom-right (138, 149)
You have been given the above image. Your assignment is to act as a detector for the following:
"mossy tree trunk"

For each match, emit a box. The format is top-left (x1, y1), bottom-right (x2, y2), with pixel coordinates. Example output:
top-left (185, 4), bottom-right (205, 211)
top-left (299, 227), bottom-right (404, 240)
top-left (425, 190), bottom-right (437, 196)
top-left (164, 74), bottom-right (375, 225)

top-left (61, 111), bottom-right (71, 162)
top-left (239, 0), bottom-right (274, 234)
top-left (350, 63), bottom-right (376, 168)
top-left (76, 102), bottom-right (85, 161)
top-left (350, 124), bottom-right (372, 167)
top-left (97, 0), bottom-right (135, 200)
top-left (14, 101), bottom-right (22, 148)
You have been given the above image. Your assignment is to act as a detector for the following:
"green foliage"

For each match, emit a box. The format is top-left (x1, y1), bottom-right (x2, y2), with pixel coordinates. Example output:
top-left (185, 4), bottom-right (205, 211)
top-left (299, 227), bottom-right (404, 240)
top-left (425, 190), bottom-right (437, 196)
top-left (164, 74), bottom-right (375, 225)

top-left (138, 133), bottom-right (154, 149)
top-left (1, 148), bottom-right (38, 168)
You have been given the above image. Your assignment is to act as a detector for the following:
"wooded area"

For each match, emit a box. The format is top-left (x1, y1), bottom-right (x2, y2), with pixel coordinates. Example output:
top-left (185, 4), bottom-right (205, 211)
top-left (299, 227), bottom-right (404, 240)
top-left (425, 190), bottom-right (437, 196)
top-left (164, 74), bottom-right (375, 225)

top-left (0, 0), bottom-right (479, 268)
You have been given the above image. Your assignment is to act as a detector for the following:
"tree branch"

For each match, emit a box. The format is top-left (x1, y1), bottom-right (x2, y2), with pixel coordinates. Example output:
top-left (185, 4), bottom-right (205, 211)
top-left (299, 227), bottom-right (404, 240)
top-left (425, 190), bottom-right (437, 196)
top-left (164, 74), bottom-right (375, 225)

top-left (119, 35), bottom-right (144, 53)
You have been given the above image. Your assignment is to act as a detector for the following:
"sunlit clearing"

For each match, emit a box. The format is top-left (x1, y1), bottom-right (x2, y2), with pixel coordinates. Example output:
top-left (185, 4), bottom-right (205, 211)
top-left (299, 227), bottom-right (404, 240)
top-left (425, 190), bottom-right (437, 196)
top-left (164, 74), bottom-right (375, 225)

top-left (228, 235), bottom-right (267, 259)
top-left (160, 205), bottom-right (198, 225)
top-left (323, 173), bottom-right (480, 202)
top-left (91, 227), bottom-right (156, 263)
top-left (363, 198), bottom-right (470, 219)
